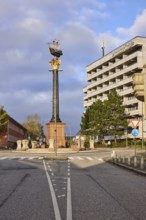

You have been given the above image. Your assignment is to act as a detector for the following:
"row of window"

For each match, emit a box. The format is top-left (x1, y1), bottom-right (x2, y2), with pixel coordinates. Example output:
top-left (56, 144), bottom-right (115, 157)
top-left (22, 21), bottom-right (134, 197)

top-left (8, 121), bottom-right (25, 135)
top-left (87, 45), bottom-right (142, 78)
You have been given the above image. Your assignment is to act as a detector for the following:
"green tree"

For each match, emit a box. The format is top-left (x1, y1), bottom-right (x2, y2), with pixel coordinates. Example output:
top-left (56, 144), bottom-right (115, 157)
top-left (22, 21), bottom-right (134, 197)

top-left (0, 106), bottom-right (8, 133)
top-left (80, 106), bottom-right (91, 135)
top-left (80, 100), bottom-right (108, 144)
top-left (80, 89), bottom-right (129, 144)
top-left (22, 114), bottom-right (45, 140)
top-left (105, 89), bottom-right (129, 143)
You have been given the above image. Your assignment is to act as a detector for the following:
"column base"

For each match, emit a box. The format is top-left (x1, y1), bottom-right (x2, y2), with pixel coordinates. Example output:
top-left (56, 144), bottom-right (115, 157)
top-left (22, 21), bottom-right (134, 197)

top-left (46, 122), bottom-right (66, 148)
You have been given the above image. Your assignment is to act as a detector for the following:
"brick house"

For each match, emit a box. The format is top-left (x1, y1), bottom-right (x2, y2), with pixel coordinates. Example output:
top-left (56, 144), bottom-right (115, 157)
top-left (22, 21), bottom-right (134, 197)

top-left (0, 116), bottom-right (27, 149)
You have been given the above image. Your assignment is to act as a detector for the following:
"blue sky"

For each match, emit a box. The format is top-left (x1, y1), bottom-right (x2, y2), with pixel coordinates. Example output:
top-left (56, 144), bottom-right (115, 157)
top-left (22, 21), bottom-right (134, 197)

top-left (0, 0), bottom-right (146, 136)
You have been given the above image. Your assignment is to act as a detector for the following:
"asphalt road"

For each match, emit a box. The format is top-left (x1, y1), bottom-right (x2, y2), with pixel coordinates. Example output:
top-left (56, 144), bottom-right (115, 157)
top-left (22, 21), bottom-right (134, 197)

top-left (0, 151), bottom-right (146, 220)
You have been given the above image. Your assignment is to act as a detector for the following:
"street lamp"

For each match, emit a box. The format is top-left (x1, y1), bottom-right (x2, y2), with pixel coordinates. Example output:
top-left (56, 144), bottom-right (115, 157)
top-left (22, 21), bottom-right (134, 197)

top-left (66, 124), bottom-right (72, 147)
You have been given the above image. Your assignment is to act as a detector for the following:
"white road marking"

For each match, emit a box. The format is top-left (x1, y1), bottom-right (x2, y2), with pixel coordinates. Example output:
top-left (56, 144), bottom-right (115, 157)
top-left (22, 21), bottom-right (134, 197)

top-left (66, 177), bottom-right (72, 220)
top-left (86, 157), bottom-right (93, 161)
top-left (43, 160), bottom-right (61, 220)
top-left (77, 156), bottom-right (83, 160)
top-left (38, 157), bottom-right (43, 160)
top-left (68, 157), bottom-right (74, 160)
top-left (58, 194), bottom-right (65, 198)
top-left (28, 157), bottom-right (35, 160)
top-left (98, 158), bottom-right (104, 162)
top-left (19, 157), bottom-right (25, 160)
top-left (0, 157), bottom-right (7, 160)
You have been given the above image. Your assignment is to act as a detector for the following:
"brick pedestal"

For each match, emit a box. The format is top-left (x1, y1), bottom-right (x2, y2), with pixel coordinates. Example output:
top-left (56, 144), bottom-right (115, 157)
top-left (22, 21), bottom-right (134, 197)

top-left (46, 122), bottom-right (66, 148)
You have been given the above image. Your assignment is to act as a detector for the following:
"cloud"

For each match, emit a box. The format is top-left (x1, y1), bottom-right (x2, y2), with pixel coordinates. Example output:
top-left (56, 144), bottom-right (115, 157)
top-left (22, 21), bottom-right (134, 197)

top-left (59, 22), bottom-right (98, 65)
top-left (0, 0), bottom-right (146, 136)
top-left (117, 9), bottom-right (146, 37)
top-left (96, 32), bottom-right (124, 54)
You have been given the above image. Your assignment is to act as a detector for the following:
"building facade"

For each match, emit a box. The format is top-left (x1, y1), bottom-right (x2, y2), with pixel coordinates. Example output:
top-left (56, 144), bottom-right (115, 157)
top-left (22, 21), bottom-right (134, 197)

top-left (83, 36), bottom-right (146, 140)
top-left (0, 116), bottom-right (27, 149)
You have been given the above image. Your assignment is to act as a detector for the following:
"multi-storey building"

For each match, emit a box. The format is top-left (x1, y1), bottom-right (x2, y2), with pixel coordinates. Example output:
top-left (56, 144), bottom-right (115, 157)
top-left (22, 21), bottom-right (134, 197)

top-left (83, 36), bottom-right (146, 140)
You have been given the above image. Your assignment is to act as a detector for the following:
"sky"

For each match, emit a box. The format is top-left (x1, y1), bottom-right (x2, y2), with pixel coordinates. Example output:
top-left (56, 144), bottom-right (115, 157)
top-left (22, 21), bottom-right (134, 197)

top-left (0, 0), bottom-right (146, 136)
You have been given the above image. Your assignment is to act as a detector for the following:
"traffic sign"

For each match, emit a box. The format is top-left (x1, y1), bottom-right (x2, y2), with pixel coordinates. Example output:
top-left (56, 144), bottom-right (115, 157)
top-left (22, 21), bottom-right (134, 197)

top-left (131, 128), bottom-right (139, 137)
top-left (130, 118), bottom-right (140, 128)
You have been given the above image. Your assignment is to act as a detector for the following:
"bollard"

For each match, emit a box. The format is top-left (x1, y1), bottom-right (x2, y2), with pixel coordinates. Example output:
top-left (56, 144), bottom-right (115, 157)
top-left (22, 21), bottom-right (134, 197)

top-left (16, 140), bottom-right (22, 150)
top-left (128, 157), bottom-right (131, 165)
top-left (22, 139), bottom-right (29, 150)
top-left (118, 156), bottom-right (121, 162)
top-left (122, 156), bottom-right (125, 163)
top-left (141, 157), bottom-right (144, 169)
top-left (31, 141), bottom-right (37, 149)
top-left (111, 150), bottom-right (116, 160)
top-left (134, 157), bottom-right (137, 168)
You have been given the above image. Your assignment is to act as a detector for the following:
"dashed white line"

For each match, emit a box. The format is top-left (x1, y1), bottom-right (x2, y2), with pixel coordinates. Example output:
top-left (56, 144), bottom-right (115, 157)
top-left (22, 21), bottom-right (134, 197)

top-left (43, 160), bottom-right (61, 220)
top-left (58, 194), bottom-right (65, 198)
top-left (66, 177), bottom-right (72, 220)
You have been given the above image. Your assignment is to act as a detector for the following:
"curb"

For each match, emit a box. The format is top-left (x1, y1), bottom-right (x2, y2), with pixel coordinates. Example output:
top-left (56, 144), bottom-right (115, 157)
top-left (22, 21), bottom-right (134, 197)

top-left (111, 160), bottom-right (146, 176)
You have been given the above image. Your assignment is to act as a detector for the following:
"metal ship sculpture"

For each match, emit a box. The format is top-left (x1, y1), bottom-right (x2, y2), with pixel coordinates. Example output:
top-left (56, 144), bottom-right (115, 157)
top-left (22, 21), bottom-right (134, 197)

top-left (49, 40), bottom-right (63, 58)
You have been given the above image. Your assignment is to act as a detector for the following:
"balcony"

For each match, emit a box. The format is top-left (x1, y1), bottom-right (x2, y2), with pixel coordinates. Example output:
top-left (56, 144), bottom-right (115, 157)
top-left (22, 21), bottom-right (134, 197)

top-left (132, 73), bottom-right (144, 101)
top-left (87, 51), bottom-right (142, 81)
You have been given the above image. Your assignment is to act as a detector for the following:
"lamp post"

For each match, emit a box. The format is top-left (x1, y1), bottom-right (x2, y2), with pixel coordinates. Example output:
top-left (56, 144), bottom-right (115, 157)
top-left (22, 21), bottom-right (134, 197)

top-left (66, 124), bottom-right (72, 147)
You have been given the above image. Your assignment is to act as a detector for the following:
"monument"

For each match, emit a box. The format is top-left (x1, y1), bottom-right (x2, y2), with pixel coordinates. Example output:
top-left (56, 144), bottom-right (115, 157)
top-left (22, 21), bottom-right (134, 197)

top-left (46, 40), bottom-right (65, 151)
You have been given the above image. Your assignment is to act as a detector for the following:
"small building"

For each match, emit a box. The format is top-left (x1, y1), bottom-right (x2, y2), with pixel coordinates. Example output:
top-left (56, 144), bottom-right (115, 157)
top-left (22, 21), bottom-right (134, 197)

top-left (0, 116), bottom-right (27, 149)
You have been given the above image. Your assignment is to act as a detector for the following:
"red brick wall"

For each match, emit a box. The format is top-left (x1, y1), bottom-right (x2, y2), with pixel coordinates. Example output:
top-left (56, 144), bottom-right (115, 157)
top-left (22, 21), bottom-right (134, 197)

top-left (0, 117), bottom-right (27, 149)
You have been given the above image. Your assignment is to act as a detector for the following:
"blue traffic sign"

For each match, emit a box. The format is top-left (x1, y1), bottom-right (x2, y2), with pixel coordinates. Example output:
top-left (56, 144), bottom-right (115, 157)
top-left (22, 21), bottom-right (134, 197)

top-left (131, 128), bottom-right (139, 137)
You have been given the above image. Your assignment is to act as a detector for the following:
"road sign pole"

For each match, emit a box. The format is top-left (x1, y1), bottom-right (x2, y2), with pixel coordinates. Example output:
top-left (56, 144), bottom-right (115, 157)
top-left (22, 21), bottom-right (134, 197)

top-left (131, 128), bottom-right (139, 157)
top-left (134, 136), bottom-right (136, 157)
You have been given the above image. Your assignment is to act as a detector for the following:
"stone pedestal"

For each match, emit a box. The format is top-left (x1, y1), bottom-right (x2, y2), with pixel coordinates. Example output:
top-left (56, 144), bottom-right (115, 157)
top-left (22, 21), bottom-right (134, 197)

top-left (16, 140), bottom-right (22, 150)
top-left (46, 122), bottom-right (65, 148)
top-left (31, 141), bottom-right (37, 149)
top-left (77, 139), bottom-right (85, 149)
top-left (49, 139), bottom-right (54, 149)
top-left (22, 139), bottom-right (29, 150)
top-left (90, 140), bottom-right (94, 149)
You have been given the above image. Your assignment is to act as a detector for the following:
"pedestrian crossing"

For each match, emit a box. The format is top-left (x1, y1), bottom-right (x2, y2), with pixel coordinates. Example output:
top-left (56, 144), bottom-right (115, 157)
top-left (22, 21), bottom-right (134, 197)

top-left (0, 156), bottom-right (44, 161)
top-left (68, 156), bottom-right (104, 162)
top-left (0, 156), bottom-right (104, 162)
